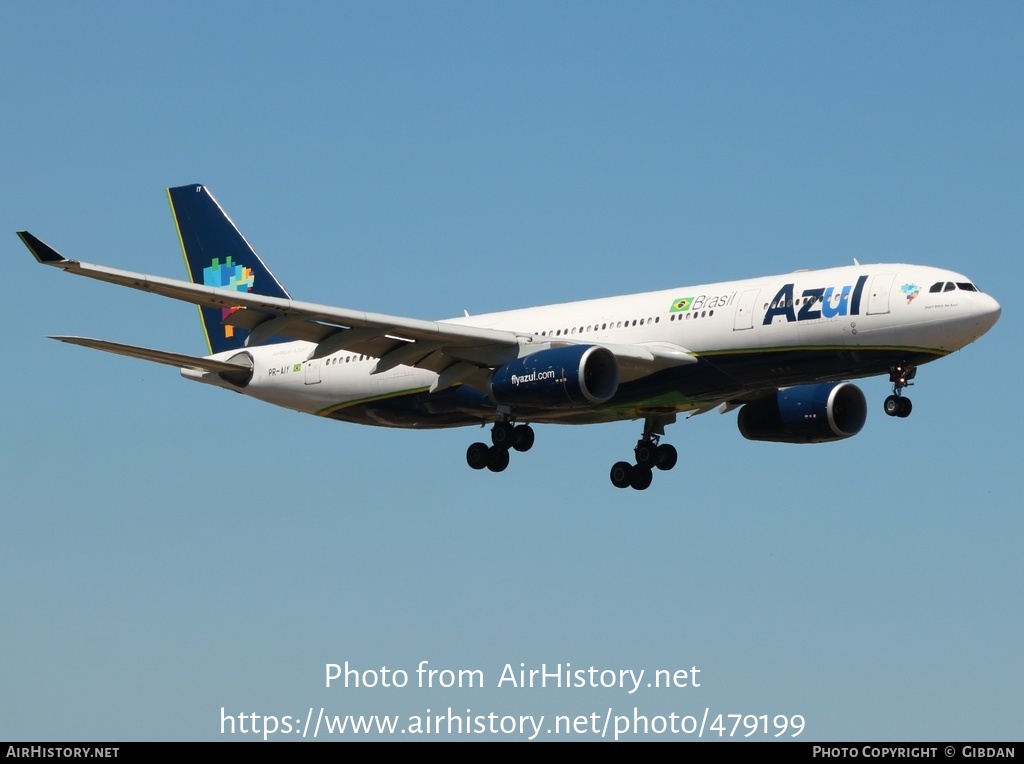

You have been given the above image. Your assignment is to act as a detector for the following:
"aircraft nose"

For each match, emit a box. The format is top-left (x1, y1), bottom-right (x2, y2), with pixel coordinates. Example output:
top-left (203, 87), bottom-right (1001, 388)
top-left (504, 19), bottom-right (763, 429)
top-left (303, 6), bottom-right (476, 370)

top-left (973, 292), bottom-right (1001, 336)
top-left (981, 293), bottom-right (1000, 323)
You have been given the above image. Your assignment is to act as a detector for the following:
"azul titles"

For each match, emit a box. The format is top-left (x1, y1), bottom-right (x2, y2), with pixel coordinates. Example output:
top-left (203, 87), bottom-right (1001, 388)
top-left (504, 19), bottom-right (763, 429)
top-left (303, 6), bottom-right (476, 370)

top-left (763, 275), bottom-right (868, 325)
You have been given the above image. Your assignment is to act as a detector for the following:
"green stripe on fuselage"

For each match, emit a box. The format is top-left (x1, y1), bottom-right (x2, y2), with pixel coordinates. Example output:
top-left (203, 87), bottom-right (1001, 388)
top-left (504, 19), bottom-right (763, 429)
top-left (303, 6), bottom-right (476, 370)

top-left (316, 386), bottom-right (433, 416)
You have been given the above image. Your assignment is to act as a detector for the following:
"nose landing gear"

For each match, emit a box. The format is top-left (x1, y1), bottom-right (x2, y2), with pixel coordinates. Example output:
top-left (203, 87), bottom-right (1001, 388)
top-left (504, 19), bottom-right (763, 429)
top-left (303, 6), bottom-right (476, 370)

top-left (884, 362), bottom-right (916, 418)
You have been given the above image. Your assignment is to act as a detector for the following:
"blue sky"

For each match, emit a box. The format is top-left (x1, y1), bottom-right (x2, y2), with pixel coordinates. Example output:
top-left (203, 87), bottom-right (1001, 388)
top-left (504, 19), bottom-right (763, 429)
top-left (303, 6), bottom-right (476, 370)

top-left (2, 2), bottom-right (1021, 741)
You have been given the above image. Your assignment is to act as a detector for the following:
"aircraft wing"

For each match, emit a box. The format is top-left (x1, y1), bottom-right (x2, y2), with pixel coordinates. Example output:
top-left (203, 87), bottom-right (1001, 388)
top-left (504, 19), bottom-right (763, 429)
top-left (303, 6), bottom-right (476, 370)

top-left (19, 232), bottom-right (695, 388)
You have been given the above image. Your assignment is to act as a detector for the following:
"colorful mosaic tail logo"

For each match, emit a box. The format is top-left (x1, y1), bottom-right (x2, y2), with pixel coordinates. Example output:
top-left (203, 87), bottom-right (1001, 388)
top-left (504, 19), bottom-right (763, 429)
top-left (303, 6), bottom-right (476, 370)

top-left (203, 257), bottom-right (256, 339)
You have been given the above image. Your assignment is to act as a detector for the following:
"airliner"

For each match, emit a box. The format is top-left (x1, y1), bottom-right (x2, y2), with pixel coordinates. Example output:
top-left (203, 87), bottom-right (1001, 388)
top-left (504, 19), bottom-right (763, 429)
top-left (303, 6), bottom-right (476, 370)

top-left (18, 184), bottom-right (1001, 490)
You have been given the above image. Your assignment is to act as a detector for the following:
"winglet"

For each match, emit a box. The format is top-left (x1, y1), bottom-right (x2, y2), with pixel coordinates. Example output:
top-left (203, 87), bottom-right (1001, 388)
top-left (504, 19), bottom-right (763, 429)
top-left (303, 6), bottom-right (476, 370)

top-left (17, 231), bottom-right (69, 265)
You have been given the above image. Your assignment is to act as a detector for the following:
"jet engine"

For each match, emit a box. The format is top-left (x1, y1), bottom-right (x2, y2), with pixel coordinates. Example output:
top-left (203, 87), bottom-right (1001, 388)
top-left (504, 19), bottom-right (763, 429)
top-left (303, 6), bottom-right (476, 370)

top-left (488, 345), bottom-right (619, 408)
top-left (219, 351), bottom-right (254, 387)
top-left (737, 381), bottom-right (867, 443)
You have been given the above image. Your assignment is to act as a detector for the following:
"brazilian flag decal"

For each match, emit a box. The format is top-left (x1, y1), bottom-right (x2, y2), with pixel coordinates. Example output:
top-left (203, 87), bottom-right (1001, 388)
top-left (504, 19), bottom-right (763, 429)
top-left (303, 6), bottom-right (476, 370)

top-left (670, 297), bottom-right (693, 312)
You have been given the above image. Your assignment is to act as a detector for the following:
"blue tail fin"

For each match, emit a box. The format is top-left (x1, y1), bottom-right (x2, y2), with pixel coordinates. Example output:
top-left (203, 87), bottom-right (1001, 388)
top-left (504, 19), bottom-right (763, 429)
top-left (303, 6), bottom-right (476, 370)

top-left (168, 184), bottom-right (291, 354)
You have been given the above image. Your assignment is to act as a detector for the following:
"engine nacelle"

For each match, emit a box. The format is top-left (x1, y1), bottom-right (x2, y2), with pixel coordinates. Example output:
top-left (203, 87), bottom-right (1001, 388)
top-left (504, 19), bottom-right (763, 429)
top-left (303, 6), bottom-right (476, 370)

top-left (488, 345), bottom-right (619, 408)
top-left (737, 381), bottom-right (867, 443)
top-left (219, 351), bottom-right (254, 388)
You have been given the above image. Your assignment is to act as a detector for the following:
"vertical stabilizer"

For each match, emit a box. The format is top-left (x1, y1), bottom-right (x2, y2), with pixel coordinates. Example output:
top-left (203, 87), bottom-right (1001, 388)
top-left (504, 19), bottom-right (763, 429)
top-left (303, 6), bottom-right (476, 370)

top-left (167, 184), bottom-right (291, 354)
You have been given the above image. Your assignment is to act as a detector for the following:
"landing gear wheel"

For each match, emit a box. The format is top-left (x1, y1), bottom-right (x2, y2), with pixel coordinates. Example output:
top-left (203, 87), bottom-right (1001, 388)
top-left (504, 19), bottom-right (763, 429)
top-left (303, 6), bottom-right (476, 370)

top-left (491, 422), bottom-right (515, 448)
top-left (486, 446), bottom-right (510, 472)
top-left (635, 440), bottom-right (658, 467)
top-left (512, 424), bottom-right (535, 452)
top-left (630, 466), bottom-right (653, 491)
top-left (656, 444), bottom-right (678, 471)
top-left (615, 415), bottom-right (677, 490)
top-left (886, 362), bottom-right (917, 418)
top-left (610, 461), bottom-right (634, 489)
top-left (466, 442), bottom-right (490, 470)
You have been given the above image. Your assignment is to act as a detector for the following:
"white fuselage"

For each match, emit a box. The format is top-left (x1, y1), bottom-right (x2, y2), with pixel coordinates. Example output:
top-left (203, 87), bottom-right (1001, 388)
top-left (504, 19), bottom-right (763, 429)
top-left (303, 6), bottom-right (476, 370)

top-left (187, 262), bottom-right (1000, 427)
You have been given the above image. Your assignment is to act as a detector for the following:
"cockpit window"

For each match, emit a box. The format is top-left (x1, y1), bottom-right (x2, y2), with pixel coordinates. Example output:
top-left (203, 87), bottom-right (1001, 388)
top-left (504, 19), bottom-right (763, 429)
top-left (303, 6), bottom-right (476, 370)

top-left (931, 281), bottom-right (982, 293)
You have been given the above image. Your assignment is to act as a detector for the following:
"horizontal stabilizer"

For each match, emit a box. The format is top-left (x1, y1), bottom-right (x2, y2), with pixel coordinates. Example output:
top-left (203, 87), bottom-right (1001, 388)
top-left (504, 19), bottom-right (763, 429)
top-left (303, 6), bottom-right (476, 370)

top-left (50, 336), bottom-right (251, 375)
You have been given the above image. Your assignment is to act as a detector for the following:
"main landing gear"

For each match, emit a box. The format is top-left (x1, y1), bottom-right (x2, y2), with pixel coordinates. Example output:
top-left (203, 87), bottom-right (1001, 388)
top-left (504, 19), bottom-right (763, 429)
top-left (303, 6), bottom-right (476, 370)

top-left (466, 420), bottom-right (535, 473)
top-left (610, 415), bottom-right (678, 490)
top-left (883, 362), bottom-right (917, 418)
